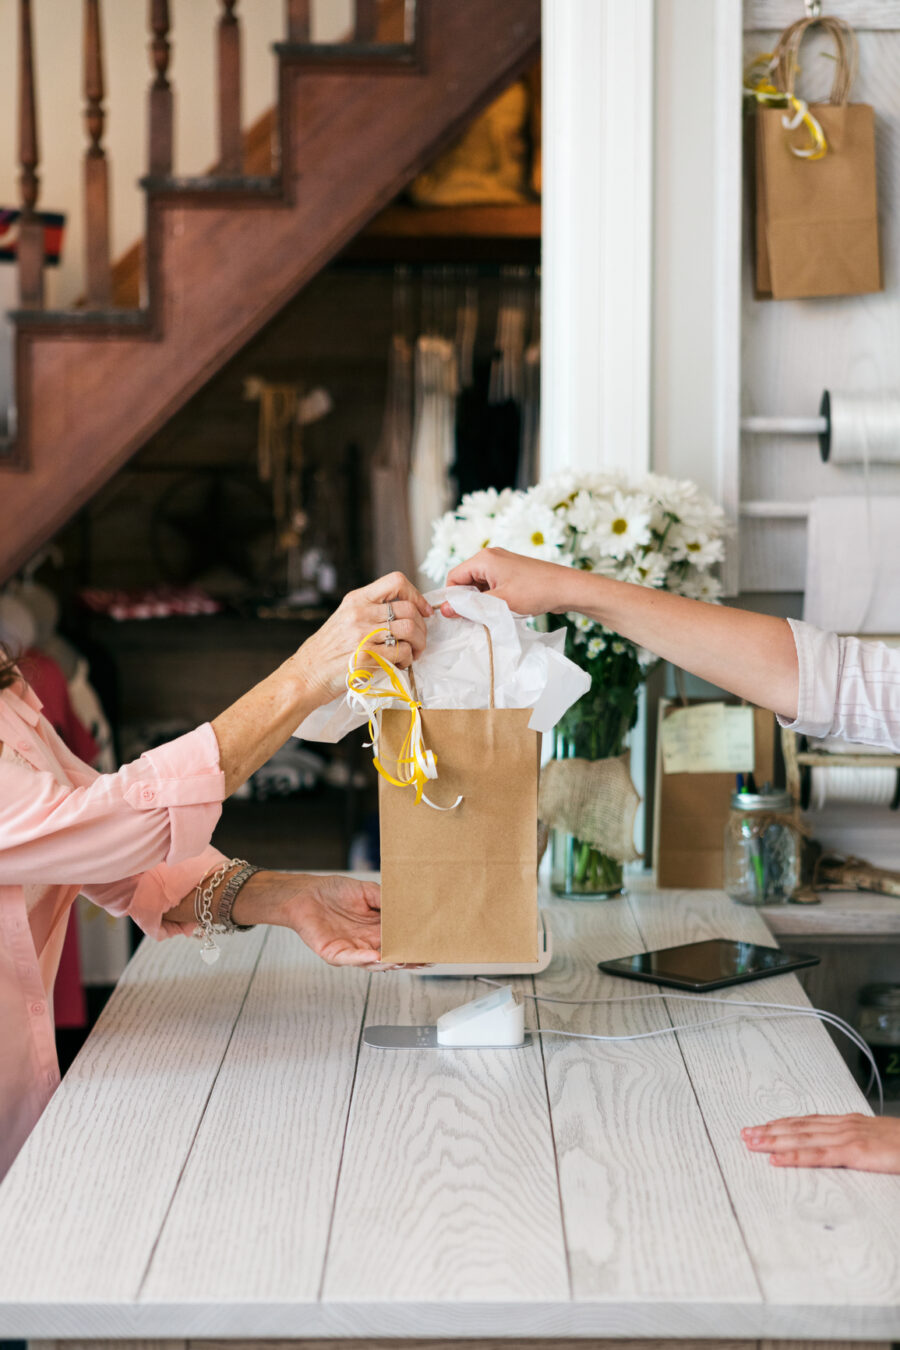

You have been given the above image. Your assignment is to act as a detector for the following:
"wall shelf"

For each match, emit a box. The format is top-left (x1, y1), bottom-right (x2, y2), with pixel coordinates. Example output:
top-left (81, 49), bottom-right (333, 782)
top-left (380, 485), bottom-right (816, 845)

top-left (339, 202), bottom-right (541, 263)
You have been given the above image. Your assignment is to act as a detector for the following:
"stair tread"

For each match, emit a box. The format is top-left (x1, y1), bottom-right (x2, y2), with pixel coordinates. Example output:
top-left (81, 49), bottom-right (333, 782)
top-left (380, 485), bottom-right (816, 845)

top-left (141, 174), bottom-right (282, 197)
top-left (274, 41), bottom-right (419, 65)
top-left (11, 307), bottom-right (151, 330)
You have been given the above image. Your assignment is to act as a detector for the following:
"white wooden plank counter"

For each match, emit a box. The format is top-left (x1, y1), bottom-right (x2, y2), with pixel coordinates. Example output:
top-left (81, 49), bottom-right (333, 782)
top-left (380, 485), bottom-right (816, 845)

top-left (1, 882), bottom-right (899, 1349)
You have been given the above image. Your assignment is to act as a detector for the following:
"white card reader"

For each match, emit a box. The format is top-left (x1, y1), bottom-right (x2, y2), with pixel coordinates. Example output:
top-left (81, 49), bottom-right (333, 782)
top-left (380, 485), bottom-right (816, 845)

top-left (364, 984), bottom-right (528, 1050)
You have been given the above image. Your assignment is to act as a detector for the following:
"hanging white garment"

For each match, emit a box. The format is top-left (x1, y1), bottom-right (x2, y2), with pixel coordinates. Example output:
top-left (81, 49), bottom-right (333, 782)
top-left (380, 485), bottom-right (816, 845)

top-left (408, 335), bottom-right (459, 589)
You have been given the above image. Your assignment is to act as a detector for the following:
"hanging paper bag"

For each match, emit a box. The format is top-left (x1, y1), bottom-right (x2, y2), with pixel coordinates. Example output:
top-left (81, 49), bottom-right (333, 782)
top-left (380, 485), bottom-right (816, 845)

top-left (379, 629), bottom-right (539, 965)
top-left (752, 15), bottom-right (881, 300)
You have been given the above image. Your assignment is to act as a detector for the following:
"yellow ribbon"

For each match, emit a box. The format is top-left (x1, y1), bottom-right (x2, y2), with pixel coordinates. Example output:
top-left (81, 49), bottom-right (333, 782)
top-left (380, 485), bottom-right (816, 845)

top-left (346, 628), bottom-right (461, 810)
top-left (744, 53), bottom-right (828, 160)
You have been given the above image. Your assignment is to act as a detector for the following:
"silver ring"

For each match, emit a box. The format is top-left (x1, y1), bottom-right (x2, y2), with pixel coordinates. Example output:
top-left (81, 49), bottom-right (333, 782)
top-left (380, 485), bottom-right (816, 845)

top-left (386, 601), bottom-right (396, 623)
top-left (384, 631), bottom-right (397, 649)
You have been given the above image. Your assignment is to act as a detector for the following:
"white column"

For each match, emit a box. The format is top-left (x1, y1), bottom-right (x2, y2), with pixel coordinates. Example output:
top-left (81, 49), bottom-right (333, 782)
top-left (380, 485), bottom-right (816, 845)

top-left (540, 0), bottom-right (654, 479)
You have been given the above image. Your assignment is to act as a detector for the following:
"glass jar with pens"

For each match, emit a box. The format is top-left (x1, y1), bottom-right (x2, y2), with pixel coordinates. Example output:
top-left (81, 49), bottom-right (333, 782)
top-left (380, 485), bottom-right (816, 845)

top-left (723, 779), bottom-right (801, 906)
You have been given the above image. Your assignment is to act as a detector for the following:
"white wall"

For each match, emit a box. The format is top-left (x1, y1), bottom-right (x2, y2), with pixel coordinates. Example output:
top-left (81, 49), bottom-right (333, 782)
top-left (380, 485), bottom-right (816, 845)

top-left (0, 0), bottom-right (352, 424)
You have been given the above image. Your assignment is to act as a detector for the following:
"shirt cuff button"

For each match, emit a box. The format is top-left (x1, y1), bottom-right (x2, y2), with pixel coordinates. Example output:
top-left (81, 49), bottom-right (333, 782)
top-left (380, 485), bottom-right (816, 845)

top-left (31, 1002), bottom-right (45, 1016)
top-left (141, 787), bottom-right (156, 803)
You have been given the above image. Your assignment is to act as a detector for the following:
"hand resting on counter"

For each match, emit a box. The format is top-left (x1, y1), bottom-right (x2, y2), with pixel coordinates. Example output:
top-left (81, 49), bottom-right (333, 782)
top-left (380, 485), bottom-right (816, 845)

top-left (742, 1113), bottom-right (900, 1174)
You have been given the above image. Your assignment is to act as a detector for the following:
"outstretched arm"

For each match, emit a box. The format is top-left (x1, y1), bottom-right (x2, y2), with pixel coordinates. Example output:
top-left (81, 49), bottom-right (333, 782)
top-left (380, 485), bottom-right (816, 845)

top-left (443, 549), bottom-right (799, 722)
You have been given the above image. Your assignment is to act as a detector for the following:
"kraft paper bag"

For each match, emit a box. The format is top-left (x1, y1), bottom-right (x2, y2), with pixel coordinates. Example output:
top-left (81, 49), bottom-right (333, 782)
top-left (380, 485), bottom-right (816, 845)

top-left (753, 14), bottom-right (880, 300)
top-left (379, 705), bottom-right (539, 965)
top-left (755, 103), bottom-right (881, 299)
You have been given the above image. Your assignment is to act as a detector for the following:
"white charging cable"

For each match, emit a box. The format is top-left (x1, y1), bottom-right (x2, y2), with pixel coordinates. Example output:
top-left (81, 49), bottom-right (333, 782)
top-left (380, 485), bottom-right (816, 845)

top-left (475, 978), bottom-right (884, 1113)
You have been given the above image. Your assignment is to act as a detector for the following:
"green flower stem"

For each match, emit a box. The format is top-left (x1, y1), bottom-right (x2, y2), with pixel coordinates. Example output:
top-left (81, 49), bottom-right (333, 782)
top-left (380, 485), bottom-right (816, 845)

top-left (565, 837), bottom-right (624, 896)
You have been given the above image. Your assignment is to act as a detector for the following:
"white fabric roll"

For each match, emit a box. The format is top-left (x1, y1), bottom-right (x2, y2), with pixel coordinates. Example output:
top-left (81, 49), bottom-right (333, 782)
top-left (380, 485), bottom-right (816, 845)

top-left (809, 765), bottom-right (897, 810)
top-left (828, 392), bottom-right (900, 465)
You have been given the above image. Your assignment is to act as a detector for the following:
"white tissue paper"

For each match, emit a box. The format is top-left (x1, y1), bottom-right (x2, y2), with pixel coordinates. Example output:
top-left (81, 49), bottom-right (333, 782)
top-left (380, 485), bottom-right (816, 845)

top-left (294, 586), bottom-right (591, 743)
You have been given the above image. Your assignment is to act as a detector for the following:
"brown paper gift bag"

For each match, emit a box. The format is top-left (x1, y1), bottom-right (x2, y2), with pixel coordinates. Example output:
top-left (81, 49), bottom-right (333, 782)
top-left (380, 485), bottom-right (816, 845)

top-left (378, 630), bottom-right (539, 965)
top-left (754, 16), bottom-right (881, 300)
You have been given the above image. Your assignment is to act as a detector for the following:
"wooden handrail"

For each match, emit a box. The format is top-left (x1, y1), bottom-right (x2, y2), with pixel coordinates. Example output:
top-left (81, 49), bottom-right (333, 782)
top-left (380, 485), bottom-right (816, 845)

top-left (218, 0), bottom-right (243, 175)
top-left (148, 0), bottom-right (173, 177)
top-left (17, 0), bottom-right (44, 309)
top-left (84, 0), bottom-right (111, 306)
top-left (286, 0), bottom-right (311, 42)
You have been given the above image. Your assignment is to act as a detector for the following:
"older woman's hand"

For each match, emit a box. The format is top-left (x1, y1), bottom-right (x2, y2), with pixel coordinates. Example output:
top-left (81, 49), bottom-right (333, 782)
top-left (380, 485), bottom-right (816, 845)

top-left (230, 871), bottom-right (384, 966)
top-left (295, 570), bottom-right (433, 704)
top-left (211, 571), bottom-right (432, 796)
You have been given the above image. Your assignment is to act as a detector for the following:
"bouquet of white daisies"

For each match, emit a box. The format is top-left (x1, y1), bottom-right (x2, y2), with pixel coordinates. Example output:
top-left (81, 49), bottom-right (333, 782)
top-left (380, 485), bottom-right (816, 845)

top-left (423, 471), bottom-right (729, 761)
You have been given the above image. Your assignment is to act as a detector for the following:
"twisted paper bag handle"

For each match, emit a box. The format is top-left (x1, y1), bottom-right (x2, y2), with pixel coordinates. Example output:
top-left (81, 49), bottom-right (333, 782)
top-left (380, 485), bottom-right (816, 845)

top-left (346, 622), bottom-right (496, 810)
top-left (744, 15), bottom-right (858, 161)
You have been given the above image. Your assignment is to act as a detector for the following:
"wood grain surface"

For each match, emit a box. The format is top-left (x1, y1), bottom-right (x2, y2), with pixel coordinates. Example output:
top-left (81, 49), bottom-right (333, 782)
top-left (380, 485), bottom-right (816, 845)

top-left (140, 924), bottom-right (369, 1302)
top-left (0, 928), bottom-right (265, 1302)
top-left (535, 896), bottom-right (760, 1305)
top-left (2, 883), bottom-right (899, 1341)
top-left (626, 890), bottom-right (900, 1314)
top-left (322, 970), bottom-right (569, 1303)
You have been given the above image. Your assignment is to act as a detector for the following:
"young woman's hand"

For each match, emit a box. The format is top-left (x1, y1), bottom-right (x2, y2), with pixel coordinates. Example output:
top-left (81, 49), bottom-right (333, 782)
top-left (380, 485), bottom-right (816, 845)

top-left (742, 1113), bottom-right (900, 1173)
top-left (441, 548), bottom-right (575, 619)
top-left (295, 571), bottom-right (433, 704)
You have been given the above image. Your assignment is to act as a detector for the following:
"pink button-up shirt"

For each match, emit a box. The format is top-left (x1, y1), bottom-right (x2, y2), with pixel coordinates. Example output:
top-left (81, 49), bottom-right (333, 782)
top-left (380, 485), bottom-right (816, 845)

top-left (0, 676), bottom-right (226, 1179)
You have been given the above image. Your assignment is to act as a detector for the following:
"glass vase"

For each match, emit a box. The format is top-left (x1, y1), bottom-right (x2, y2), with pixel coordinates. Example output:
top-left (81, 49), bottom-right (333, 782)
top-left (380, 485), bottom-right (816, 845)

top-left (549, 715), bottom-right (630, 901)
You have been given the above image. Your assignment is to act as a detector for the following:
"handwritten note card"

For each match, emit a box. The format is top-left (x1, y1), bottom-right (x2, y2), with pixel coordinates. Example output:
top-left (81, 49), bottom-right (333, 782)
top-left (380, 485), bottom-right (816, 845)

top-left (661, 703), bottom-right (756, 775)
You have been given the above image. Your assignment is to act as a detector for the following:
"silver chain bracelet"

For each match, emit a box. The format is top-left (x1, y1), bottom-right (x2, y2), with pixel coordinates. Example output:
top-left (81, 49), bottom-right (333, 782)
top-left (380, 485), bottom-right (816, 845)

top-left (194, 857), bottom-right (245, 965)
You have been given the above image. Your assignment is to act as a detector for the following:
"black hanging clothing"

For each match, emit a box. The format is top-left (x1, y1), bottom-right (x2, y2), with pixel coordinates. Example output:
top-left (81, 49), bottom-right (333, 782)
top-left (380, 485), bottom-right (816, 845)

top-left (453, 359), bottom-right (521, 500)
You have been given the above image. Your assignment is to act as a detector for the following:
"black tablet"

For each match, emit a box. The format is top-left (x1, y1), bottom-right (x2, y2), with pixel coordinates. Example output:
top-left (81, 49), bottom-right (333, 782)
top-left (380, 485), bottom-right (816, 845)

top-left (598, 938), bottom-right (820, 992)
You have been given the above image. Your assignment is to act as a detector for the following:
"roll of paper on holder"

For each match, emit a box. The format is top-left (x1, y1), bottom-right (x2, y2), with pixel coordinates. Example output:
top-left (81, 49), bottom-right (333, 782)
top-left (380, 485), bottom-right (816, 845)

top-left (436, 985), bottom-right (525, 1047)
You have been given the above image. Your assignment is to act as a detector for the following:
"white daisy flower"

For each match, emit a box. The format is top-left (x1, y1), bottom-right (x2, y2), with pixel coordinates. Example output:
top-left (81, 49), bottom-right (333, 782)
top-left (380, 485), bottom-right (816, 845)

top-left (492, 497), bottom-right (570, 562)
top-left (679, 568), bottom-right (724, 602)
top-left (586, 636), bottom-right (607, 659)
top-left (590, 491), bottom-right (653, 559)
top-left (666, 524), bottom-right (726, 568)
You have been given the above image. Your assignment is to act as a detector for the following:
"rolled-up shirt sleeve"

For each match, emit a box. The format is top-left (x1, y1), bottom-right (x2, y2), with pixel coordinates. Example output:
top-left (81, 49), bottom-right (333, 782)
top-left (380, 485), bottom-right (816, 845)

top-left (0, 724), bottom-right (226, 887)
top-left (777, 618), bottom-right (900, 751)
top-left (83, 844), bottom-right (228, 940)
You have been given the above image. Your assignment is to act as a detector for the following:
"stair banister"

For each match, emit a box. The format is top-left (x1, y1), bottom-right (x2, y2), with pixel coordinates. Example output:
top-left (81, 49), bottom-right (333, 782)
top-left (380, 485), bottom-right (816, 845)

top-left (218, 0), bottom-right (244, 175)
top-left (17, 0), bottom-right (44, 310)
top-left (84, 0), bottom-right (112, 307)
top-left (354, 0), bottom-right (380, 43)
top-left (286, 0), bottom-right (311, 42)
top-left (148, 0), bottom-right (173, 178)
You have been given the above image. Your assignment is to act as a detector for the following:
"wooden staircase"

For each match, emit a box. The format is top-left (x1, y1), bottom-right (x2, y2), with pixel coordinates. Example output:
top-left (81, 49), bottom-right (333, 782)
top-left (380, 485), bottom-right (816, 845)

top-left (0, 0), bottom-right (540, 583)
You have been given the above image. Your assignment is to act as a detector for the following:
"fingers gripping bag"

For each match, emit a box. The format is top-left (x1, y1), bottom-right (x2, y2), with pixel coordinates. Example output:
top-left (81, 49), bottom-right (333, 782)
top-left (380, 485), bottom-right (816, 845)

top-left (295, 587), bottom-right (589, 963)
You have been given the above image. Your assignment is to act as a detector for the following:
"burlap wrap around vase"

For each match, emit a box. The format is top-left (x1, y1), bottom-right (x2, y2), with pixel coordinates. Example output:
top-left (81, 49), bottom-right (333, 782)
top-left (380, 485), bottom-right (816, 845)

top-left (541, 753), bottom-right (641, 899)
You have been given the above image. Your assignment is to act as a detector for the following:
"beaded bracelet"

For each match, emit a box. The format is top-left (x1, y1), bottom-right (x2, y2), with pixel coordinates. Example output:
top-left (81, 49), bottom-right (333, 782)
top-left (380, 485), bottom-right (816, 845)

top-left (216, 861), bottom-right (263, 932)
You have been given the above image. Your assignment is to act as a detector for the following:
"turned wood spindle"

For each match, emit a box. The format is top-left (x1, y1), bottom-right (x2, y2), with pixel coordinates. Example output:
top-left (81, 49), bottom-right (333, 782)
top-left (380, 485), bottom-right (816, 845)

top-left (218, 0), bottom-right (243, 175)
top-left (354, 0), bottom-right (379, 43)
top-left (17, 0), bottom-right (44, 309)
top-left (148, 0), bottom-right (173, 177)
top-left (83, 0), bottom-right (111, 307)
top-left (286, 0), bottom-right (311, 42)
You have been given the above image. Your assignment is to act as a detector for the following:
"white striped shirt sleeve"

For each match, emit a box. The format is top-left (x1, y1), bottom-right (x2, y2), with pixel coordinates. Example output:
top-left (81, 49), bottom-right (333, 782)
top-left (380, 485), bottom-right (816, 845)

top-left (778, 618), bottom-right (900, 751)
